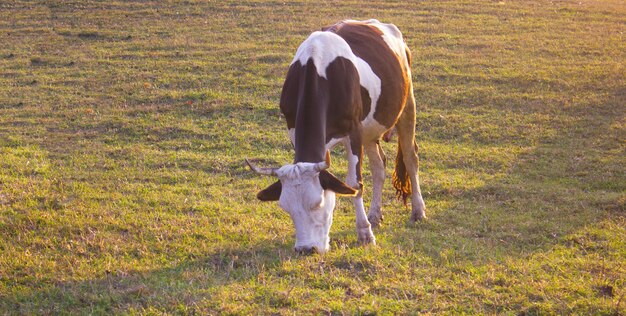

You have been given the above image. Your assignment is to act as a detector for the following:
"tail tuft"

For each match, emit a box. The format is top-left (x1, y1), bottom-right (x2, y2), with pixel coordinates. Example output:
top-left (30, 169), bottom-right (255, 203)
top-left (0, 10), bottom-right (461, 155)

top-left (392, 142), bottom-right (412, 205)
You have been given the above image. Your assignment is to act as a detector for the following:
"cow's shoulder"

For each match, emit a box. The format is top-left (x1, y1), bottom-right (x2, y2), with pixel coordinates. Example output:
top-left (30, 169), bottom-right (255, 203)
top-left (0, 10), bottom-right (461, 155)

top-left (290, 31), bottom-right (357, 79)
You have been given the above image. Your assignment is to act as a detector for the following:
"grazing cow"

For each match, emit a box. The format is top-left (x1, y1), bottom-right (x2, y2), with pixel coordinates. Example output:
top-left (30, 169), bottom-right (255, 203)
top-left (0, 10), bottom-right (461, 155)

top-left (246, 19), bottom-right (426, 253)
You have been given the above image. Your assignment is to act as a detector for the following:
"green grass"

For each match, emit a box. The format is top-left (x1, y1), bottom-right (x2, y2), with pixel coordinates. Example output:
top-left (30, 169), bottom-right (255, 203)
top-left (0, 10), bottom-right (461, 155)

top-left (1, 0), bottom-right (624, 314)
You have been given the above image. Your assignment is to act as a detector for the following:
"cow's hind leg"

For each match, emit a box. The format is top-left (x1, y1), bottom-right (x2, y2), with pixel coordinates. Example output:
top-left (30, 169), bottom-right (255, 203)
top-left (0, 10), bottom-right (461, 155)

top-left (394, 91), bottom-right (426, 221)
top-left (365, 141), bottom-right (385, 228)
top-left (343, 133), bottom-right (376, 245)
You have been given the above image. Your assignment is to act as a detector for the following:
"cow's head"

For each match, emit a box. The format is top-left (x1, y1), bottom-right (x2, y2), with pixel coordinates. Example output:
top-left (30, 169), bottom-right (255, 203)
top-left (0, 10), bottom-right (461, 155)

top-left (246, 152), bottom-right (356, 253)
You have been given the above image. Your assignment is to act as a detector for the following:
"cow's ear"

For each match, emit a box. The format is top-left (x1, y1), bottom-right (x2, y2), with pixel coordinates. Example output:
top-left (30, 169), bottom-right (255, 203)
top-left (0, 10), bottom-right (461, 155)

top-left (257, 181), bottom-right (282, 201)
top-left (319, 170), bottom-right (358, 196)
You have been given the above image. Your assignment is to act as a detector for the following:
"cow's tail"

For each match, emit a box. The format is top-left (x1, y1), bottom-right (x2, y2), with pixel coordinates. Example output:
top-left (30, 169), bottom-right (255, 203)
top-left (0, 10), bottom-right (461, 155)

top-left (392, 45), bottom-right (415, 205)
top-left (392, 140), bottom-right (411, 205)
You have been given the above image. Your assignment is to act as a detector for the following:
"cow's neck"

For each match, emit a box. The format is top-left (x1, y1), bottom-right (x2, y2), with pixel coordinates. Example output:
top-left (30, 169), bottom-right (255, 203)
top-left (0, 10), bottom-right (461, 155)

top-left (294, 105), bottom-right (327, 163)
top-left (294, 62), bottom-right (329, 163)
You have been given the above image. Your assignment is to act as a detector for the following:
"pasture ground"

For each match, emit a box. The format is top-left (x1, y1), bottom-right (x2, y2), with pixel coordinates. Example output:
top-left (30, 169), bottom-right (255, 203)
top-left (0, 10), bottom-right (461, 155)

top-left (0, 0), bottom-right (624, 314)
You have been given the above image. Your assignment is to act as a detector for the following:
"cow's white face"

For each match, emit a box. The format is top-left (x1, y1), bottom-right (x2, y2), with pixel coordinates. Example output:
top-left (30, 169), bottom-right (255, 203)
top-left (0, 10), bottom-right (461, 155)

top-left (276, 163), bottom-right (335, 253)
top-left (248, 152), bottom-right (356, 254)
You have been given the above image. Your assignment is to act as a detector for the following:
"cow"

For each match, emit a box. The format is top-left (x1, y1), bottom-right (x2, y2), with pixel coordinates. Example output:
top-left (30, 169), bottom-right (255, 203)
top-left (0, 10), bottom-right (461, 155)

top-left (246, 19), bottom-right (426, 253)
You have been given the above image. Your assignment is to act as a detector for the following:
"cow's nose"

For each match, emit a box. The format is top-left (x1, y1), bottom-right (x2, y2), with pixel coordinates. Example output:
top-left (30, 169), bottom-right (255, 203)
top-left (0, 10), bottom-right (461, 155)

top-left (294, 246), bottom-right (319, 255)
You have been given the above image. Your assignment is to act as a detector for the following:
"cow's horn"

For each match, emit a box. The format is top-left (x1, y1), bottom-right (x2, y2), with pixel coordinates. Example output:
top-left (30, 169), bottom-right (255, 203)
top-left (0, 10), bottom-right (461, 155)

top-left (245, 158), bottom-right (278, 176)
top-left (314, 150), bottom-right (331, 172)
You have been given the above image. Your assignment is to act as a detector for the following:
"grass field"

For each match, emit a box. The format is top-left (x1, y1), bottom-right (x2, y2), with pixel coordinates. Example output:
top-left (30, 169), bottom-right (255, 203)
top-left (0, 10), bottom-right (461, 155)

top-left (0, 0), bottom-right (624, 314)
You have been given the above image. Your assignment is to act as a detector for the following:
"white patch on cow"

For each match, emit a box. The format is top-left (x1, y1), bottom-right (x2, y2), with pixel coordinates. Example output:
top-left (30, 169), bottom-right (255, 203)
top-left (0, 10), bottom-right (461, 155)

top-left (371, 23), bottom-right (406, 57)
top-left (353, 57), bottom-right (382, 126)
top-left (291, 31), bottom-right (357, 79)
top-left (364, 142), bottom-right (385, 227)
top-left (275, 162), bottom-right (335, 253)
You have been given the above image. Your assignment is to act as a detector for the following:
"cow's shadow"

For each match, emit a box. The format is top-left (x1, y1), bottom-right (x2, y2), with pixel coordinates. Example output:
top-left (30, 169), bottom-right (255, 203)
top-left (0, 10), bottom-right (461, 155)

top-left (2, 239), bottom-right (297, 313)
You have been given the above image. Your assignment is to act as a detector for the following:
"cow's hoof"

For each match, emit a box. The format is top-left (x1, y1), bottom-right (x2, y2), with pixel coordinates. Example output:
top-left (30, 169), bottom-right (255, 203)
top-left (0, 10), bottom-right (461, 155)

top-left (367, 212), bottom-right (383, 228)
top-left (357, 227), bottom-right (376, 245)
top-left (294, 246), bottom-right (320, 255)
top-left (410, 209), bottom-right (426, 222)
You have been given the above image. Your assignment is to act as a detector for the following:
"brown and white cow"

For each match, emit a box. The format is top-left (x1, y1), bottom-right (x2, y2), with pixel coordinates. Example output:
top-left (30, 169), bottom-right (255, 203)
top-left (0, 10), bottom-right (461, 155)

top-left (247, 19), bottom-right (426, 253)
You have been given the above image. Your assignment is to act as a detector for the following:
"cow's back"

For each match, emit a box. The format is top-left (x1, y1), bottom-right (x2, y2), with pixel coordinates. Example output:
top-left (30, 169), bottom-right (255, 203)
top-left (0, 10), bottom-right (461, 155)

top-left (324, 20), bottom-right (410, 131)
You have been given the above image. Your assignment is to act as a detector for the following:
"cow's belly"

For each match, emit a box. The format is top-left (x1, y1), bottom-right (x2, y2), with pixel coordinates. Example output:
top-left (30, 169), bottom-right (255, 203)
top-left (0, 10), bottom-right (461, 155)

top-left (361, 116), bottom-right (389, 141)
top-left (324, 117), bottom-right (389, 152)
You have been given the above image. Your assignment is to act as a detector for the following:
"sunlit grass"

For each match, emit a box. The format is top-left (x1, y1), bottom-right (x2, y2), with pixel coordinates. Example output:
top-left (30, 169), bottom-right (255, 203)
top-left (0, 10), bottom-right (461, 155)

top-left (0, 0), bottom-right (624, 314)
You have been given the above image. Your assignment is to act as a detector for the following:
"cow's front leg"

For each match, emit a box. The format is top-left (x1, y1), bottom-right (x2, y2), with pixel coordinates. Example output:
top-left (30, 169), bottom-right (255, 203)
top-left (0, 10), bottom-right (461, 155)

top-left (365, 141), bottom-right (386, 228)
top-left (343, 134), bottom-right (376, 245)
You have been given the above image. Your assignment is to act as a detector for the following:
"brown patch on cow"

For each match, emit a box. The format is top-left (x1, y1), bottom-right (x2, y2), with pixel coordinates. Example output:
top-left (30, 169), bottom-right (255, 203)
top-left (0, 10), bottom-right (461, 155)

top-left (360, 86), bottom-right (371, 121)
top-left (326, 21), bottom-right (409, 129)
top-left (349, 129), bottom-right (364, 195)
top-left (279, 62), bottom-right (300, 130)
